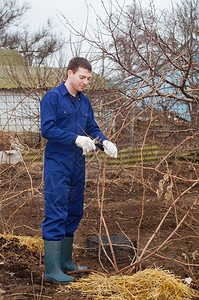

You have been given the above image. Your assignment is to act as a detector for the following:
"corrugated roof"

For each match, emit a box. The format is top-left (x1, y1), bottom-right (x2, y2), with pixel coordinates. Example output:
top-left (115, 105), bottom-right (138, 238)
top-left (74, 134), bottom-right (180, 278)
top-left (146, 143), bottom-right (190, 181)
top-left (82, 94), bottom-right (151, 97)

top-left (0, 65), bottom-right (63, 89)
top-left (0, 50), bottom-right (112, 91)
top-left (0, 49), bottom-right (68, 89)
top-left (0, 49), bottom-right (26, 66)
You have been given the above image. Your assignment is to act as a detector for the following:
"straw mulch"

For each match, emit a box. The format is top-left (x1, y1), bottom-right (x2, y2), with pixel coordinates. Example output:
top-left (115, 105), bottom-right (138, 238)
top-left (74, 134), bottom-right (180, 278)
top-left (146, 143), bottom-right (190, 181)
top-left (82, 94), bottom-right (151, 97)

top-left (0, 234), bottom-right (43, 253)
top-left (67, 267), bottom-right (196, 300)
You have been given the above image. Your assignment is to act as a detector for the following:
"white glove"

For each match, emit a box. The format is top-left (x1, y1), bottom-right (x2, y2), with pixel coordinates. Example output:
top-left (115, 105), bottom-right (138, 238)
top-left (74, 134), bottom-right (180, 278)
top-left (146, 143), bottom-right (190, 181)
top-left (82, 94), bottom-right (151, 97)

top-left (75, 136), bottom-right (96, 155)
top-left (103, 140), bottom-right (118, 158)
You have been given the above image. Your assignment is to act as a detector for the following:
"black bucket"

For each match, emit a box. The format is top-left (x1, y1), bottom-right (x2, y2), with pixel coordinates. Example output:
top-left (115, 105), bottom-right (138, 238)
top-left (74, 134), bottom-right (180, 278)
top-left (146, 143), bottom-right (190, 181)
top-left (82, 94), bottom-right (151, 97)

top-left (86, 234), bottom-right (137, 264)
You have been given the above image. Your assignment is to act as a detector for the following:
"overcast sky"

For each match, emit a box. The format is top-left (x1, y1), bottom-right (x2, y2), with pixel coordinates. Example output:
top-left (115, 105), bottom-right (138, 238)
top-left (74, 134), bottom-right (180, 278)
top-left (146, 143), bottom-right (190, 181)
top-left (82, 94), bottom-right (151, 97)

top-left (20, 0), bottom-right (177, 66)
top-left (23, 0), bottom-right (176, 31)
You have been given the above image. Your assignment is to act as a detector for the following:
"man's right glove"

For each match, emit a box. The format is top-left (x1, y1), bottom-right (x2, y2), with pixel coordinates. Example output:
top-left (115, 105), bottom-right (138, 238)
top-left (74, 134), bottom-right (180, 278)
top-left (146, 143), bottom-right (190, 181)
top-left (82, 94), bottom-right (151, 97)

top-left (75, 136), bottom-right (96, 155)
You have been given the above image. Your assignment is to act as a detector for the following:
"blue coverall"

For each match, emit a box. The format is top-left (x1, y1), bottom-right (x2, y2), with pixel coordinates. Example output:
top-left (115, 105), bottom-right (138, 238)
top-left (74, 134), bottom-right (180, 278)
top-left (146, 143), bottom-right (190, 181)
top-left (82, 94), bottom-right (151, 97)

top-left (40, 82), bottom-right (107, 241)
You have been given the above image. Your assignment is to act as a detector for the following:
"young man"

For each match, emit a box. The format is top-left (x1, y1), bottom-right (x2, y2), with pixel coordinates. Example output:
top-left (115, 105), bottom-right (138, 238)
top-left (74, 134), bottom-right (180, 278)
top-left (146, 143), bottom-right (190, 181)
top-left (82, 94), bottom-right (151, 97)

top-left (40, 57), bottom-right (117, 283)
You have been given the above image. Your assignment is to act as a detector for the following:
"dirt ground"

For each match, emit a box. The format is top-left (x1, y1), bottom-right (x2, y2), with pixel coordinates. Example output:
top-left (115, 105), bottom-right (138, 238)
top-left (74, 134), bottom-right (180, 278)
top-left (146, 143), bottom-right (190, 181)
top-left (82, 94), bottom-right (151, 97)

top-left (0, 161), bottom-right (199, 299)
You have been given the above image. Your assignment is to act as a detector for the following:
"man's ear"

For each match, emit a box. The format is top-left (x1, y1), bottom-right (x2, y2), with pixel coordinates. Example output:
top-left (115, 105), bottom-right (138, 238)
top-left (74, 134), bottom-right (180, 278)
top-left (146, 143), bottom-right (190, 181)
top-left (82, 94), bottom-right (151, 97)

top-left (67, 70), bottom-right (73, 78)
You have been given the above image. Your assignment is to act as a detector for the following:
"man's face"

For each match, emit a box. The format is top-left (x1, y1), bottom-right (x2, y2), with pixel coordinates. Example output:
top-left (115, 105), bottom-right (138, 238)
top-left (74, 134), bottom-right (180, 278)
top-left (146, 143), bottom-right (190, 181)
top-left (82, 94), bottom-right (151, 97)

top-left (67, 67), bottom-right (91, 93)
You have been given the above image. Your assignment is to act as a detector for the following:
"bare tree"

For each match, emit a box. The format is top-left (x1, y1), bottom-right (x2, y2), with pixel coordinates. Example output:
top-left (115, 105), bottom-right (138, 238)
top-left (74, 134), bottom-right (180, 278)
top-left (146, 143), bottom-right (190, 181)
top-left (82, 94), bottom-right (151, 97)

top-left (0, 0), bottom-right (29, 33)
top-left (60, 0), bottom-right (199, 127)
top-left (0, 0), bottom-right (63, 66)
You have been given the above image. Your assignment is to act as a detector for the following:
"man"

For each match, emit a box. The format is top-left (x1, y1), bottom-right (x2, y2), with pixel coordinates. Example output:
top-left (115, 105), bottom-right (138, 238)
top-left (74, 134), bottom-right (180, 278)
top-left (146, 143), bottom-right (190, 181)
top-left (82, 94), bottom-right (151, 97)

top-left (40, 57), bottom-right (117, 283)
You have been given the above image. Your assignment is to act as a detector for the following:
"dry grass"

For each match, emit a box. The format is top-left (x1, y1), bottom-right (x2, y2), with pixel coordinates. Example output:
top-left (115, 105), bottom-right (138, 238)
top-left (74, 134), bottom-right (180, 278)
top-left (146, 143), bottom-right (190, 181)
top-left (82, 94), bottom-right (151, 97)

top-left (0, 233), bottom-right (43, 252)
top-left (65, 267), bottom-right (196, 300)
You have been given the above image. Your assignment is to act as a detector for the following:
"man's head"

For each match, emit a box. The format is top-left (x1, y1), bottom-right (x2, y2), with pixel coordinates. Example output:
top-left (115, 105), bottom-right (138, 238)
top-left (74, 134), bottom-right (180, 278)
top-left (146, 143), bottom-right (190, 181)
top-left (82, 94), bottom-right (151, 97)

top-left (67, 57), bottom-right (92, 74)
top-left (65, 57), bottom-right (92, 96)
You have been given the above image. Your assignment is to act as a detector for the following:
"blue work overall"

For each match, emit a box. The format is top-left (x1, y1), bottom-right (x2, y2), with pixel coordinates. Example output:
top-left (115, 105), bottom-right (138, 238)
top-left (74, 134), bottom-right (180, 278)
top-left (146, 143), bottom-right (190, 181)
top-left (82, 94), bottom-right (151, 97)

top-left (40, 82), bottom-right (107, 240)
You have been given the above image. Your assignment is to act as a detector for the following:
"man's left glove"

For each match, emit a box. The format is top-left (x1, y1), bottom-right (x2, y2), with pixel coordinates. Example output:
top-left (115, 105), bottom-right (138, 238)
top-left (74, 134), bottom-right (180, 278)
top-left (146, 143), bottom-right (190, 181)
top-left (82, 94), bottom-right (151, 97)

top-left (103, 140), bottom-right (118, 158)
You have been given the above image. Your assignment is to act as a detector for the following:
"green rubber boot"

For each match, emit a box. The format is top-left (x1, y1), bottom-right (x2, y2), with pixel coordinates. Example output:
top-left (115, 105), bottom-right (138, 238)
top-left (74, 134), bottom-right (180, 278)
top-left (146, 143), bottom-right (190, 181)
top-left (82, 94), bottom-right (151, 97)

top-left (60, 236), bottom-right (87, 271)
top-left (44, 240), bottom-right (74, 283)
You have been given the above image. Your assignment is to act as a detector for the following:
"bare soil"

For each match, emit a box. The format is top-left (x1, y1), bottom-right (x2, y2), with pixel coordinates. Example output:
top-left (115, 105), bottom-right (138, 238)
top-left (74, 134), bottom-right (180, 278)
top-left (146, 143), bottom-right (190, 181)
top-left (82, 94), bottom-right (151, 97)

top-left (0, 162), bottom-right (199, 299)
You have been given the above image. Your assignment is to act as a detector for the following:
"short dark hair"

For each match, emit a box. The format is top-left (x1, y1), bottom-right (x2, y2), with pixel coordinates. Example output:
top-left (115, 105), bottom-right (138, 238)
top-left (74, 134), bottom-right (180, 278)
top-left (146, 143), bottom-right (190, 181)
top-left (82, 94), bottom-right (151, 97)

top-left (67, 57), bottom-right (92, 73)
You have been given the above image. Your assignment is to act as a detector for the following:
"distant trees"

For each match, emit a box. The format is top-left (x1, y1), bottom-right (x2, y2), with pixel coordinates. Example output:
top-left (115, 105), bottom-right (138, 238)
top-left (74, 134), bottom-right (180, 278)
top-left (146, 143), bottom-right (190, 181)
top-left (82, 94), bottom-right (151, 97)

top-left (0, 0), bottom-right (63, 66)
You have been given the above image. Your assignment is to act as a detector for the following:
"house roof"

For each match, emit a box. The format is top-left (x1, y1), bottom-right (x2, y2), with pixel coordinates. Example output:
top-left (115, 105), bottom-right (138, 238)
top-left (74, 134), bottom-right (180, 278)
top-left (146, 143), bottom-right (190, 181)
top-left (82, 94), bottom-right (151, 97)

top-left (0, 49), bottom-right (26, 66)
top-left (0, 49), bottom-right (67, 89)
top-left (0, 49), bottom-right (111, 91)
